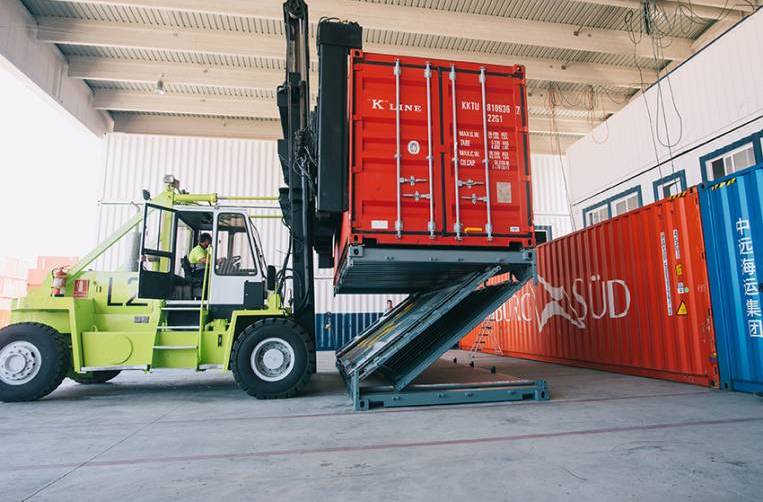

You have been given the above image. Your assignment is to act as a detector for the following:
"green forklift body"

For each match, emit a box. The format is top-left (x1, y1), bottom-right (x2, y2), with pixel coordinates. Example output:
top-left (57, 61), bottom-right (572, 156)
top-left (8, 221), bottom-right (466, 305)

top-left (8, 183), bottom-right (289, 374)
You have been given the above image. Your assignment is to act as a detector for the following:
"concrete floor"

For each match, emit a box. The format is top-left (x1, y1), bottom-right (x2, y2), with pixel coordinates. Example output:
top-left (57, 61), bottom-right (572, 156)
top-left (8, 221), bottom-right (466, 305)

top-left (1, 351), bottom-right (762, 501)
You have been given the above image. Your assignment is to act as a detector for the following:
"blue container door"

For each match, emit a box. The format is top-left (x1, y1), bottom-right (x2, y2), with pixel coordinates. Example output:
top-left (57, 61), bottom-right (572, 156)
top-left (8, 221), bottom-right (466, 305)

top-left (700, 163), bottom-right (763, 393)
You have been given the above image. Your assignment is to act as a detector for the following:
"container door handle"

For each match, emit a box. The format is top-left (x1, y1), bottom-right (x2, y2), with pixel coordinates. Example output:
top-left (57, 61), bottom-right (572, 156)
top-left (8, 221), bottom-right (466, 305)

top-left (479, 67), bottom-right (493, 241)
top-left (450, 65), bottom-right (462, 240)
top-left (458, 179), bottom-right (484, 188)
top-left (400, 176), bottom-right (428, 186)
top-left (462, 194), bottom-right (488, 204)
top-left (403, 192), bottom-right (432, 201)
top-left (424, 62), bottom-right (435, 239)
top-left (394, 59), bottom-right (403, 238)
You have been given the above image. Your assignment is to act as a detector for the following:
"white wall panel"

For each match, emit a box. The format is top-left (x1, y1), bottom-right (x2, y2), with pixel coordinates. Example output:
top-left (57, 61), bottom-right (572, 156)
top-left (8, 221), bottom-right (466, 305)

top-left (566, 11), bottom-right (763, 228)
top-left (531, 154), bottom-right (574, 237)
top-left (101, 134), bottom-right (282, 200)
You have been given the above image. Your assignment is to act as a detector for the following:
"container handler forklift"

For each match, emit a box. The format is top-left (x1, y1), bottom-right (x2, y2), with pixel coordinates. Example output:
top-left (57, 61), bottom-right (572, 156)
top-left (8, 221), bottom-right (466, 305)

top-left (0, 0), bottom-right (320, 403)
top-left (0, 0), bottom-right (548, 409)
top-left (0, 178), bottom-right (316, 402)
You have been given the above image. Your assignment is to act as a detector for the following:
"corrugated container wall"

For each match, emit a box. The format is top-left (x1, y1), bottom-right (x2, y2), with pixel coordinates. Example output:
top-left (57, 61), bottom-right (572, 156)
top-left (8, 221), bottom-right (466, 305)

top-left (700, 162), bottom-right (763, 393)
top-left (344, 52), bottom-right (532, 250)
top-left (462, 190), bottom-right (719, 387)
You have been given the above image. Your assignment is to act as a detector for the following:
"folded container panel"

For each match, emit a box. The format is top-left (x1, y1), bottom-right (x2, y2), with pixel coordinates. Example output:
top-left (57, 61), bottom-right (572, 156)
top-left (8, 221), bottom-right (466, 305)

top-left (700, 163), bottom-right (763, 394)
top-left (343, 51), bottom-right (533, 249)
top-left (461, 190), bottom-right (719, 387)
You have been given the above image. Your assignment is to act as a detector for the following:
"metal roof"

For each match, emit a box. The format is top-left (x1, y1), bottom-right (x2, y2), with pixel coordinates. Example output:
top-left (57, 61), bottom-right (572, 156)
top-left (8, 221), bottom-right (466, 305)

top-left (18, 0), bottom-right (736, 150)
top-left (364, 0), bottom-right (708, 38)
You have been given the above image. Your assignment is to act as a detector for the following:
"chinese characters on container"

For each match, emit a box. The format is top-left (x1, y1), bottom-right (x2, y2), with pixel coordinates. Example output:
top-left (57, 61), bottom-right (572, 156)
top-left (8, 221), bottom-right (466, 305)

top-left (736, 217), bottom-right (762, 338)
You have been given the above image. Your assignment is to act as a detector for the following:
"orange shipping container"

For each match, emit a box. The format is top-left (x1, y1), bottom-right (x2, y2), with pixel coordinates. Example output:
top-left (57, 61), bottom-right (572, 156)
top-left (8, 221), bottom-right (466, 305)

top-left (462, 189), bottom-right (719, 387)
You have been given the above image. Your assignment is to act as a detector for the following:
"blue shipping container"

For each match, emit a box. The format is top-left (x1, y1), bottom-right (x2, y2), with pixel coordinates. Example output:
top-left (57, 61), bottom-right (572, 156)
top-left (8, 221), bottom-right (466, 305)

top-left (700, 162), bottom-right (763, 394)
top-left (314, 312), bottom-right (384, 351)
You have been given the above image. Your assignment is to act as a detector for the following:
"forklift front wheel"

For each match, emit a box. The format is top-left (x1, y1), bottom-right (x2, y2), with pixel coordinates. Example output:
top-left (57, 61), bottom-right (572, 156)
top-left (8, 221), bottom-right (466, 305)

top-left (231, 318), bottom-right (314, 399)
top-left (0, 323), bottom-right (69, 402)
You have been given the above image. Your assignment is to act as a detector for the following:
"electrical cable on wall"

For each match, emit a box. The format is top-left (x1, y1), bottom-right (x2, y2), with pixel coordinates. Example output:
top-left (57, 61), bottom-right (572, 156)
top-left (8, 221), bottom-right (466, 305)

top-left (545, 83), bottom-right (579, 233)
top-left (622, 0), bottom-right (751, 180)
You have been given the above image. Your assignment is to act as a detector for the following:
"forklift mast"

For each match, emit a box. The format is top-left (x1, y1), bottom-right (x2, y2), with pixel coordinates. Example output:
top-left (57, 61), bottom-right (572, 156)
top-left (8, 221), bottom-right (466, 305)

top-left (278, 0), bottom-right (315, 338)
top-left (277, 0), bottom-right (362, 338)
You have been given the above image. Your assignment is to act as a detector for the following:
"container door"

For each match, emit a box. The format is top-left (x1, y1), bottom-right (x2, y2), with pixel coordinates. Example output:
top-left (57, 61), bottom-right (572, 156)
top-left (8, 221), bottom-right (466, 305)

top-left (442, 65), bottom-right (532, 245)
top-left (700, 164), bottom-right (763, 393)
top-left (138, 203), bottom-right (177, 299)
top-left (350, 57), bottom-right (444, 241)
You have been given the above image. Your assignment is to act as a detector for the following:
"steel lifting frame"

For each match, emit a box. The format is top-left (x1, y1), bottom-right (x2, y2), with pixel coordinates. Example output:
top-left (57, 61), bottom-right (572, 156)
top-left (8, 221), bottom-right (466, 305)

top-left (336, 264), bottom-right (549, 410)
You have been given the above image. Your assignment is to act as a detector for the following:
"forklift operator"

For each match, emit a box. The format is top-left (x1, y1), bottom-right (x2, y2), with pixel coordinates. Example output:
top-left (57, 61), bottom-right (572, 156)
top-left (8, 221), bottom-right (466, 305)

top-left (188, 233), bottom-right (212, 278)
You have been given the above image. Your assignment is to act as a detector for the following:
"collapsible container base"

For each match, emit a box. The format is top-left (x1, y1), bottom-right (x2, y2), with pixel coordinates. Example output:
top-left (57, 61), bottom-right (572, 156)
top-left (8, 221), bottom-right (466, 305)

top-left (334, 245), bottom-right (535, 294)
top-left (335, 265), bottom-right (548, 410)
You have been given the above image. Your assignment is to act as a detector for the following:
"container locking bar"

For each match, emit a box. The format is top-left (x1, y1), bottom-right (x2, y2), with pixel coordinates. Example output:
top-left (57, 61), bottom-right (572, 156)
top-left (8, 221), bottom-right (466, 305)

top-left (400, 176), bottom-right (428, 186)
top-left (462, 194), bottom-right (489, 205)
top-left (459, 179), bottom-right (485, 188)
top-left (394, 59), bottom-right (403, 239)
top-left (424, 62), bottom-right (436, 239)
top-left (479, 68), bottom-right (493, 241)
top-left (403, 192), bottom-right (431, 202)
top-left (450, 65), bottom-right (462, 240)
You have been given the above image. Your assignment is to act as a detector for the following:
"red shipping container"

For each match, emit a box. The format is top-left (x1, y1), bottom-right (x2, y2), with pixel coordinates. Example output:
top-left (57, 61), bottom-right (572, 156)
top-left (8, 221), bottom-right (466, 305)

top-left (461, 190), bottom-right (719, 387)
top-left (342, 51), bottom-right (533, 251)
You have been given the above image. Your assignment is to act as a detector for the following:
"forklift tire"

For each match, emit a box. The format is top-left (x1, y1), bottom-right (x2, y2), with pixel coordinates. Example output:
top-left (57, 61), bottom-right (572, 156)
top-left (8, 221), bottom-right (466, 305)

top-left (231, 318), bottom-right (315, 399)
top-left (0, 323), bottom-right (70, 402)
top-left (69, 370), bottom-right (121, 385)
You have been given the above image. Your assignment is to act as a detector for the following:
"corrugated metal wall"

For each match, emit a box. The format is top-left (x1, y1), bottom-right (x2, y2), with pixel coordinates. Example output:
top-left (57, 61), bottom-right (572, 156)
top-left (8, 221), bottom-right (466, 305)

top-left (531, 154), bottom-right (574, 238)
top-left (462, 189), bottom-right (719, 387)
top-left (700, 162), bottom-right (763, 394)
top-left (95, 134), bottom-right (288, 270)
top-left (96, 134), bottom-right (571, 348)
top-left (566, 11), bottom-right (763, 227)
top-left (315, 312), bottom-right (384, 351)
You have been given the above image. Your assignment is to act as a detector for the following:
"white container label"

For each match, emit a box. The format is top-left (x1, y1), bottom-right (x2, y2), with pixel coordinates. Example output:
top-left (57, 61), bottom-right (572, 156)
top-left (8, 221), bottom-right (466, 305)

top-left (496, 182), bottom-right (512, 203)
top-left (661, 232), bottom-right (673, 316)
top-left (371, 220), bottom-right (389, 230)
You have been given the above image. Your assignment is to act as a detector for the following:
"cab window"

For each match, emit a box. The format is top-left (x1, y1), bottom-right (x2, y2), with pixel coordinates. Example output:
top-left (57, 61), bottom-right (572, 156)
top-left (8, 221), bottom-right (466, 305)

top-left (174, 218), bottom-right (194, 276)
top-left (215, 213), bottom-right (259, 276)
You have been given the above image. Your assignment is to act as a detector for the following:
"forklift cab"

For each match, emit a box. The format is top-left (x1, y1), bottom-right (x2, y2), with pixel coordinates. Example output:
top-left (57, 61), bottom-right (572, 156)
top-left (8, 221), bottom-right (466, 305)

top-left (138, 204), bottom-right (275, 309)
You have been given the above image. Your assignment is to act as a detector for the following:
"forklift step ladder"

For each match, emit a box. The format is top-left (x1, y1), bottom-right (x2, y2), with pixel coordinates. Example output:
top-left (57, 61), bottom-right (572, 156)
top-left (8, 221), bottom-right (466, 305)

top-left (335, 263), bottom-right (549, 411)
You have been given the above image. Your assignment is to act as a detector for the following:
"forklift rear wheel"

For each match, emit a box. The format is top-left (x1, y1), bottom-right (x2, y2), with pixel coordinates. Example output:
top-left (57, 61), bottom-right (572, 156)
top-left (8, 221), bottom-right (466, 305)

top-left (69, 370), bottom-right (121, 384)
top-left (0, 323), bottom-right (69, 402)
top-left (231, 318), bottom-right (314, 399)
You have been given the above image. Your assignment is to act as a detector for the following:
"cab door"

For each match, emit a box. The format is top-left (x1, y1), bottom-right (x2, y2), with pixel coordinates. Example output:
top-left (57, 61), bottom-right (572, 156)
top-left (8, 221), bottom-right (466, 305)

top-left (209, 211), bottom-right (265, 308)
top-left (138, 203), bottom-right (177, 299)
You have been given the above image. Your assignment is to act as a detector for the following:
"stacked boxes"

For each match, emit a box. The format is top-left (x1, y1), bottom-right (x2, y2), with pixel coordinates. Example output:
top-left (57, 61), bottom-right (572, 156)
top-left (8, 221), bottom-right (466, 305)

top-left (0, 258), bottom-right (29, 328)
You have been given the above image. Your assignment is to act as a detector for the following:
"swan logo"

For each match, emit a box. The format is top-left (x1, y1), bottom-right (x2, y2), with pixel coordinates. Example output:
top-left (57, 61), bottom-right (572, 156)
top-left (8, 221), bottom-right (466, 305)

top-left (536, 276), bottom-right (586, 330)
top-left (495, 274), bottom-right (632, 331)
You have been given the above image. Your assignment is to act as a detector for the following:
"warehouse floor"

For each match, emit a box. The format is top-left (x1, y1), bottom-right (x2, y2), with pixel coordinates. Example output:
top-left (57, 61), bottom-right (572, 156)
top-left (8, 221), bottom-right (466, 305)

top-left (2, 351), bottom-right (762, 501)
